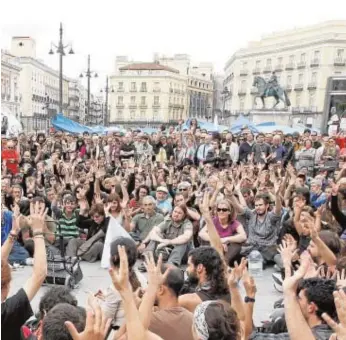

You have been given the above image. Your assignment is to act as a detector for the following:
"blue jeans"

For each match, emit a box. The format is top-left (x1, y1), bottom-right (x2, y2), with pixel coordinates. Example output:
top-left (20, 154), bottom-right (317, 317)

top-left (8, 241), bottom-right (30, 265)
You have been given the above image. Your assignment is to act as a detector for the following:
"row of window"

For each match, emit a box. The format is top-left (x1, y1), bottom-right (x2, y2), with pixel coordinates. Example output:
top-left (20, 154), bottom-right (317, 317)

top-left (241, 49), bottom-right (344, 69)
top-left (115, 81), bottom-right (185, 92)
top-left (116, 96), bottom-right (185, 105)
top-left (188, 79), bottom-right (211, 89)
top-left (115, 109), bottom-right (183, 120)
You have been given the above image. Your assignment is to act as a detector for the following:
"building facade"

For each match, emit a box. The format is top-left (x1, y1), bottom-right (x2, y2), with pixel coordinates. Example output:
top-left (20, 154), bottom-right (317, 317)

top-left (1, 50), bottom-right (21, 118)
top-left (109, 57), bottom-right (188, 125)
top-left (158, 54), bottom-right (214, 120)
top-left (223, 20), bottom-right (346, 129)
top-left (9, 36), bottom-right (70, 132)
top-left (67, 80), bottom-right (87, 124)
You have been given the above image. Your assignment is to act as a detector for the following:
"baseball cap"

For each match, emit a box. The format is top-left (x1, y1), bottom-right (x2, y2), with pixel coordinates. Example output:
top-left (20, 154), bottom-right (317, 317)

top-left (156, 186), bottom-right (168, 194)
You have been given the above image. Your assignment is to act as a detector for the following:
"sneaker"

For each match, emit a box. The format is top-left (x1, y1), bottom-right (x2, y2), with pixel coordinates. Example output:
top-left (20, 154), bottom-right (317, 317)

top-left (272, 272), bottom-right (283, 286)
top-left (274, 282), bottom-right (283, 293)
top-left (25, 258), bottom-right (34, 266)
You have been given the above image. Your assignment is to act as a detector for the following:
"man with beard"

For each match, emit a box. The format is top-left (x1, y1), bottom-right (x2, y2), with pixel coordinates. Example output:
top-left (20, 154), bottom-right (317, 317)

top-left (231, 185), bottom-right (283, 263)
top-left (178, 246), bottom-right (230, 312)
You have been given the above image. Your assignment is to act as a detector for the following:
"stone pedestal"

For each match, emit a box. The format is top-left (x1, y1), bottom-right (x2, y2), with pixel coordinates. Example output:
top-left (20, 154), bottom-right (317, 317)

top-left (249, 109), bottom-right (292, 126)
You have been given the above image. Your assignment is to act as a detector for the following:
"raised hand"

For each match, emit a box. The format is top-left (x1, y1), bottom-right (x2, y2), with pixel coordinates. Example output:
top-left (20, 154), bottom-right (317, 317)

top-left (109, 245), bottom-right (131, 293)
top-left (28, 201), bottom-right (48, 232)
top-left (199, 191), bottom-right (211, 216)
top-left (227, 257), bottom-right (247, 288)
top-left (282, 251), bottom-right (310, 293)
top-left (331, 181), bottom-right (340, 196)
top-left (65, 295), bottom-right (112, 340)
top-left (143, 252), bottom-right (169, 289)
top-left (278, 240), bottom-right (298, 268)
top-left (242, 267), bottom-right (257, 298)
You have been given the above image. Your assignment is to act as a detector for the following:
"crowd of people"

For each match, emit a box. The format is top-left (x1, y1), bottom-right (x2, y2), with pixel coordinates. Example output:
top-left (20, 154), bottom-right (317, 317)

top-left (1, 118), bottom-right (346, 340)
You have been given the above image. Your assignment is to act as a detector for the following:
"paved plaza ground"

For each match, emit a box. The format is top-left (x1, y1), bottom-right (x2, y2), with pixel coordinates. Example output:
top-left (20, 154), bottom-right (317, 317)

top-left (9, 261), bottom-right (282, 326)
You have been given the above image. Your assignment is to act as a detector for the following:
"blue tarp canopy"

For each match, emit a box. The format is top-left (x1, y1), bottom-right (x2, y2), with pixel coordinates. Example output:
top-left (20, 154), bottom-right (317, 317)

top-left (51, 114), bottom-right (104, 134)
top-left (182, 118), bottom-right (229, 133)
top-left (255, 122), bottom-right (321, 134)
top-left (230, 115), bottom-right (259, 134)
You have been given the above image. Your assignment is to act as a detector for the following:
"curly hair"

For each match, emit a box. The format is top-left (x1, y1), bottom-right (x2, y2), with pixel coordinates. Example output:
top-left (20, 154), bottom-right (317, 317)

top-left (188, 246), bottom-right (228, 296)
top-left (297, 278), bottom-right (337, 320)
top-left (38, 287), bottom-right (77, 319)
top-left (204, 301), bottom-right (241, 340)
top-left (110, 237), bottom-right (141, 291)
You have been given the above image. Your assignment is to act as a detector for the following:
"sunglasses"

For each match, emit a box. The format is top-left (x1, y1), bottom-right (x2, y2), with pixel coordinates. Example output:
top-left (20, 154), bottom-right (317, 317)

top-left (217, 208), bottom-right (229, 212)
top-left (178, 188), bottom-right (188, 191)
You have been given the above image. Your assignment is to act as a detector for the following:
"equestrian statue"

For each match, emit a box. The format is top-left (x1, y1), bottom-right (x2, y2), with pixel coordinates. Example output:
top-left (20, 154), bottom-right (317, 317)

top-left (252, 72), bottom-right (291, 109)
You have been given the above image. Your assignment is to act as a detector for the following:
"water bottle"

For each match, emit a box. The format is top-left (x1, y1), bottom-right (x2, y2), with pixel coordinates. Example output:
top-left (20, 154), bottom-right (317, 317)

top-left (248, 250), bottom-right (263, 277)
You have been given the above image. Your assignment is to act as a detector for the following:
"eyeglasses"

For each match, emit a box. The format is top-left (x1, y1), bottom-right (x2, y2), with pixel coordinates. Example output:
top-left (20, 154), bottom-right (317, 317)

top-left (217, 208), bottom-right (229, 212)
top-left (178, 188), bottom-right (188, 191)
top-left (143, 203), bottom-right (153, 206)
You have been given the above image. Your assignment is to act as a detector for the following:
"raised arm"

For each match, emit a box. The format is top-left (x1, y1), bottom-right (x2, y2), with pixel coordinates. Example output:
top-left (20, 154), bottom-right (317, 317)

top-left (22, 202), bottom-right (48, 301)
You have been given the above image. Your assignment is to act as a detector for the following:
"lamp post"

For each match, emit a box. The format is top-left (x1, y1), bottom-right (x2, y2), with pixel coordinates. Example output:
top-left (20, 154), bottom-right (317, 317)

top-left (221, 86), bottom-right (230, 123)
top-left (100, 76), bottom-right (114, 126)
top-left (80, 55), bottom-right (98, 124)
top-left (48, 23), bottom-right (74, 114)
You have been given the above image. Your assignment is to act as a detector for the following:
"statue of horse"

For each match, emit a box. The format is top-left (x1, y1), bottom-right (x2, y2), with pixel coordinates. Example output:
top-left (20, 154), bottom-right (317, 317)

top-left (252, 76), bottom-right (291, 109)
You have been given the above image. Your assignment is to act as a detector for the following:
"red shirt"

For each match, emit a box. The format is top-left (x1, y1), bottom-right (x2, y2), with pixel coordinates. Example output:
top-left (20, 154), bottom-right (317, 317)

top-left (2, 149), bottom-right (19, 174)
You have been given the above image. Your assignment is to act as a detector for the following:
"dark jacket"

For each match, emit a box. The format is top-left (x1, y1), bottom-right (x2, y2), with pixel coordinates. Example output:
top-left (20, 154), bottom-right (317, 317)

top-left (204, 149), bottom-right (227, 168)
top-left (77, 216), bottom-right (110, 241)
top-left (239, 142), bottom-right (253, 163)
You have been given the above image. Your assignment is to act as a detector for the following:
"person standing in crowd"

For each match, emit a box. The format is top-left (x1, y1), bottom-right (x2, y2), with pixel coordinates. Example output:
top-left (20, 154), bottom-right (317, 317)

top-left (239, 132), bottom-right (255, 163)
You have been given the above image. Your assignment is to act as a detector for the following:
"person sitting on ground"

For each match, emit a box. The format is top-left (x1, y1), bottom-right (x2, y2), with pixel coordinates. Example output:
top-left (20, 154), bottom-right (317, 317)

top-left (141, 205), bottom-right (193, 270)
top-left (199, 199), bottom-right (247, 267)
top-left (129, 196), bottom-right (164, 253)
top-left (66, 203), bottom-right (109, 262)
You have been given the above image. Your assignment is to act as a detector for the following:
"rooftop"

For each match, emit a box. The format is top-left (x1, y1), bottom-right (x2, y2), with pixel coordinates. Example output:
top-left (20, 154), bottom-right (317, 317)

top-left (119, 62), bottom-right (179, 74)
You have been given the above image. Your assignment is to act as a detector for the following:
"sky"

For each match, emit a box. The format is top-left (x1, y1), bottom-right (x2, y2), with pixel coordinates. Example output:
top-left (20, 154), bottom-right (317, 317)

top-left (1, 0), bottom-right (345, 93)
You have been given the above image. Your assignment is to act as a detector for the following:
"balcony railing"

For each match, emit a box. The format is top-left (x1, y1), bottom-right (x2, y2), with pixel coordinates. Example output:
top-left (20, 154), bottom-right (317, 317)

top-left (307, 82), bottom-right (317, 90)
top-left (252, 68), bottom-right (261, 75)
top-left (153, 88), bottom-right (161, 92)
top-left (130, 88), bottom-right (137, 92)
top-left (116, 104), bottom-right (125, 108)
top-left (240, 69), bottom-right (248, 76)
top-left (297, 61), bottom-right (306, 69)
top-left (140, 88), bottom-right (147, 92)
top-left (238, 89), bottom-right (247, 96)
top-left (334, 57), bottom-right (346, 66)
top-left (263, 66), bottom-right (272, 73)
top-left (310, 59), bottom-right (320, 67)
top-left (285, 63), bottom-right (295, 70)
top-left (129, 104), bottom-right (137, 109)
top-left (274, 64), bottom-right (283, 72)
top-left (294, 84), bottom-right (304, 91)
top-left (117, 88), bottom-right (124, 92)
top-left (152, 103), bottom-right (161, 108)
top-left (139, 104), bottom-right (148, 108)
top-left (285, 84), bottom-right (292, 91)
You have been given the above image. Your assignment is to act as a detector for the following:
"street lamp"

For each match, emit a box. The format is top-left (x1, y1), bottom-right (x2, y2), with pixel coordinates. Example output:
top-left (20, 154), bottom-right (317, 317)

top-left (100, 76), bottom-right (114, 126)
top-left (221, 86), bottom-right (230, 123)
top-left (80, 55), bottom-right (98, 124)
top-left (48, 23), bottom-right (74, 114)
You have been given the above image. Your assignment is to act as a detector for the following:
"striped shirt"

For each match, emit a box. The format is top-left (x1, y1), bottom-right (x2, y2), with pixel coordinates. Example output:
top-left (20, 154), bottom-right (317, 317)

top-left (52, 206), bottom-right (79, 238)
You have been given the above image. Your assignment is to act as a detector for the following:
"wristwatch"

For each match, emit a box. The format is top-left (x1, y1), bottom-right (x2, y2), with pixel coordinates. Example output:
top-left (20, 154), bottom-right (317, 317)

top-left (244, 296), bottom-right (255, 303)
